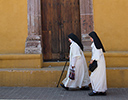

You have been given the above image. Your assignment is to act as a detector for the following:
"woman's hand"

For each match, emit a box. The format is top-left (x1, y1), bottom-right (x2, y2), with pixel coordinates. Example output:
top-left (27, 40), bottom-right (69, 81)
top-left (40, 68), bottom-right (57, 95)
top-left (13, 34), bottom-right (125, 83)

top-left (90, 60), bottom-right (94, 64)
top-left (72, 66), bottom-right (75, 69)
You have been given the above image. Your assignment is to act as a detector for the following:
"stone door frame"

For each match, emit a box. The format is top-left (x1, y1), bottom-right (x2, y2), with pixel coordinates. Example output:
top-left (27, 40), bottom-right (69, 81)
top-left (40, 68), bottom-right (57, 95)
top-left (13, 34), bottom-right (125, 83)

top-left (25, 0), bottom-right (94, 54)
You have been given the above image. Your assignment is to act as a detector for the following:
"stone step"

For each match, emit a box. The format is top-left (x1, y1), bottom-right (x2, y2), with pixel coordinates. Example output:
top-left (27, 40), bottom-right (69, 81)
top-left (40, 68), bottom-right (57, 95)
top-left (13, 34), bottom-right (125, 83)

top-left (0, 67), bottom-right (128, 88)
top-left (0, 54), bottom-right (42, 68)
top-left (85, 51), bottom-right (128, 67)
top-left (43, 51), bottom-right (128, 68)
top-left (0, 51), bottom-right (128, 68)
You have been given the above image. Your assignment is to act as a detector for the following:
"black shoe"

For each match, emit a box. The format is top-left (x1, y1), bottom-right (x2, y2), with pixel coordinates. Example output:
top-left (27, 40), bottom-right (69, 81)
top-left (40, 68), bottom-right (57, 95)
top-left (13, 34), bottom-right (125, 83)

top-left (60, 84), bottom-right (69, 90)
top-left (88, 92), bottom-right (98, 96)
top-left (80, 86), bottom-right (90, 90)
top-left (98, 92), bottom-right (107, 96)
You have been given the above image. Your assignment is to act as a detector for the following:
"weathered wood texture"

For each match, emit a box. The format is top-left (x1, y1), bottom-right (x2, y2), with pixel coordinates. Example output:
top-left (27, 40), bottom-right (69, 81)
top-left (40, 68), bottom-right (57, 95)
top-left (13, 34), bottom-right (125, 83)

top-left (42, 0), bottom-right (81, 60)
top-left (25, 0), bottom-right (94, 60)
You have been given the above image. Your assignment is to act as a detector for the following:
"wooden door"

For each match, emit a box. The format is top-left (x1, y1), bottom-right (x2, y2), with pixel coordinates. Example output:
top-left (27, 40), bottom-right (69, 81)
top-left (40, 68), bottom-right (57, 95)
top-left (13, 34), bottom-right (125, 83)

top-left (41, 0), bottom-right (81, 61)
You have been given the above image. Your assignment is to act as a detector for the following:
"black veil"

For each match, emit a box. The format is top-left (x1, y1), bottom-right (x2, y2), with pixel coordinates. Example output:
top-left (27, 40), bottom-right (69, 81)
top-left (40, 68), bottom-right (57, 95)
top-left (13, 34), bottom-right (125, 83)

top-left (89, 31), bottom-right (105, 52)
top-left (68, 33), bottom-right (83, 51)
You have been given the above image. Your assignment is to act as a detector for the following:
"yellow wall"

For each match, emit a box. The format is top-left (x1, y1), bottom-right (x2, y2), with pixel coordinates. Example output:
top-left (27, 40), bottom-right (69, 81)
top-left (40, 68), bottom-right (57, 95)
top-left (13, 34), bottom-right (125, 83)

top-left (0, 67), bottom-right (128, 87)
top-left (0, 0), bottom-right (128, 52)
top-left (0, 0), bottom-right (28, 54)
top-left (93, 0), bottom-right (128, 51)
top-left (0, 54), bottom-right (42, 68)
top-left (1, 0), bottom-right (127, 53)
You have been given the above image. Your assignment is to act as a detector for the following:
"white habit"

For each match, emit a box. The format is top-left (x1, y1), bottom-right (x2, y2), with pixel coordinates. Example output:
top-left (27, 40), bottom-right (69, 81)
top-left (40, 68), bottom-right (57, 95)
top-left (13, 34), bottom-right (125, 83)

top-left (62, 42), bottom-right (90, 88)
top-left (90, 42), bottom-right (107, 92)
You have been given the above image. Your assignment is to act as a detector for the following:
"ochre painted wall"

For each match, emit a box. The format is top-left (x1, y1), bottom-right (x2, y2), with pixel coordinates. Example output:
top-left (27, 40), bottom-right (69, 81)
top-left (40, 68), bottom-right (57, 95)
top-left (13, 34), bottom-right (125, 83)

top-left (93, 0), bottom-right (128, 51)
top-left (0, 0), bottom-right (28, 54)
top-left (1, 0), bottom-right (128, 53)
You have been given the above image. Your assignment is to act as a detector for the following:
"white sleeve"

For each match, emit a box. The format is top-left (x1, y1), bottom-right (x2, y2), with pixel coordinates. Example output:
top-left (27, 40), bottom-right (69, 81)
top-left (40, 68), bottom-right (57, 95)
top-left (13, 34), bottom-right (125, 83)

top-left (71, 57), bottom-right (77, 66)
top-left (71, 43), bottom-right (81, 58)
top-left (91, 45), bottom-right (102, 61)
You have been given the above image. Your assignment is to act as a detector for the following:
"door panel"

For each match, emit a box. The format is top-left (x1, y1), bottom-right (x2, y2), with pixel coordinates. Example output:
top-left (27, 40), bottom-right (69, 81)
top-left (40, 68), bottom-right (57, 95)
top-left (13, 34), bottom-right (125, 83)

top-left (42, 0), bottom-right (81, 61)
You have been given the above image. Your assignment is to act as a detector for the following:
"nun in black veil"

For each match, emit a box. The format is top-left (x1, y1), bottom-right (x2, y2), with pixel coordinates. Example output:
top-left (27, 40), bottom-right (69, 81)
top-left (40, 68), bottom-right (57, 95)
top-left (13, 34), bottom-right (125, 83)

top-left (60, 33), bottom-right (90, 90)
top-left (88, 31), bottom-right (107, 96)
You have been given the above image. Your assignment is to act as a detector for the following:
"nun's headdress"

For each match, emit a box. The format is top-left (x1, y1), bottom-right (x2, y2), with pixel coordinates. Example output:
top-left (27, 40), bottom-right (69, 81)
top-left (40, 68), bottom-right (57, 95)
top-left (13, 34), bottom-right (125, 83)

top-left (89, 31), bottom-right (105, 52)
top-left (68, 33), bottom-right (83, 51)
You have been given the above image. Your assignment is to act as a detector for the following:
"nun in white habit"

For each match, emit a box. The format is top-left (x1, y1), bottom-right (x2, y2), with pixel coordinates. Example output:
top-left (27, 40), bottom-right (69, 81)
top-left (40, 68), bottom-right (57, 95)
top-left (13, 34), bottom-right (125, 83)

top-left (88, 31), bottom-right (107, 96)
top-left (60, 33), bottom-right (90, 90)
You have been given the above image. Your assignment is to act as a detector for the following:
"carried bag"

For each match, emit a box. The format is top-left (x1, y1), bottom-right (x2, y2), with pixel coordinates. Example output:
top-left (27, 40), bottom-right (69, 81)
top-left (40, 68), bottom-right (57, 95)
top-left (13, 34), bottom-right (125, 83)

top-left (69, 68), bottom-right (75, 80)
top-left (89, 60), bottom-right (98, 72)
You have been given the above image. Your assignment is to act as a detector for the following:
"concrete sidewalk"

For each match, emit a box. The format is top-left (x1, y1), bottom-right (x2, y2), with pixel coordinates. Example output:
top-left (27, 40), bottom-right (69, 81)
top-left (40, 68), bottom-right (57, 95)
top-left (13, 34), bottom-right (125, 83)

top-left (0, 87), bottom-right (128, 100)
